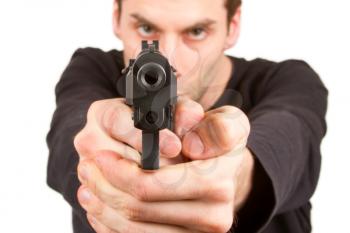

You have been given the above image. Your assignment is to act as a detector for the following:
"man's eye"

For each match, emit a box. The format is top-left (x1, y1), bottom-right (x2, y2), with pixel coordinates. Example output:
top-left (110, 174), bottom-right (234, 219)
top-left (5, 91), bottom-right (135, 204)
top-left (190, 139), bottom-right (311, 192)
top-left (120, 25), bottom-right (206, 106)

top-left (187, 27), bottom-right (207, 41)
top-left (137, 24), bottom-right (155, 37)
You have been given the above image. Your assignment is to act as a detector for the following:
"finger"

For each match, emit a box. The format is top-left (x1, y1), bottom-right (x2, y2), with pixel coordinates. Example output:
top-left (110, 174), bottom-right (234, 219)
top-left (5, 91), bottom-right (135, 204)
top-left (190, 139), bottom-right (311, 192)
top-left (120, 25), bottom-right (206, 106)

top-left (86, 213), bottom-right (118, 233)
top-left (115, 199), bottom-right (232, 233)
top-left (159, 129), bottom-right (182, 158)
top-left (77, 151), bottom-right (189, 213)
top-left (74, 98), bottom-right (181, 164)
top-left (96, 98), bottom-right (182, 158)
top-left (94, 150), bottom-right (236, 202)
top-left (182, 105), bottom-right (250, 160)
top-left (78, 154), bottom-right (233, 232)
top-left (79, 187), bottom-right (203, 233)
top-left (75, 126), bottom-right (180, 166)
top-left (77, 185), bottom-right (128, 233)
top-left (174, 96), bottom-right (204, 138)
top-left (78, 160), bottom-right (211, 230)
top-left (159, 153), bottom-right (191, 167)
top-left (74, 126), bottom-right (141, 165)
top-left (77, 154), bottom-right (133, 209)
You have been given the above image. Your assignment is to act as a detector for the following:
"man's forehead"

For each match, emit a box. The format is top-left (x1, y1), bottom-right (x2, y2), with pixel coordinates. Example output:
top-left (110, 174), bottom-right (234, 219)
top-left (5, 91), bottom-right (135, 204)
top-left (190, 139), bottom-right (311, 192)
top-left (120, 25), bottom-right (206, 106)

top-left (123, 0), bottom-right (226, 10)
top-left (123, 0), bottom-right (226, 29)
top-left (130, 13), bottom-right (217, 32)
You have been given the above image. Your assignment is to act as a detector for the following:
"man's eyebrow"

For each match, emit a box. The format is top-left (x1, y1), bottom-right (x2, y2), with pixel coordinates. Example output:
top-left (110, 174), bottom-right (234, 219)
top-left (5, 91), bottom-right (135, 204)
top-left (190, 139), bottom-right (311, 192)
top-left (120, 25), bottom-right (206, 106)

top-left (130, 13), bottom-right (217, 31)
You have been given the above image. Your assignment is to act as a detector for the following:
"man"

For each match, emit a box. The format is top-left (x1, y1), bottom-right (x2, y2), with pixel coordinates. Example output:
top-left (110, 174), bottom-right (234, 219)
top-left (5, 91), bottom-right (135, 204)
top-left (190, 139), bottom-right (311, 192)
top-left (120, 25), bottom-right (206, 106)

top-left (46, 0), bottom-right (328, 232)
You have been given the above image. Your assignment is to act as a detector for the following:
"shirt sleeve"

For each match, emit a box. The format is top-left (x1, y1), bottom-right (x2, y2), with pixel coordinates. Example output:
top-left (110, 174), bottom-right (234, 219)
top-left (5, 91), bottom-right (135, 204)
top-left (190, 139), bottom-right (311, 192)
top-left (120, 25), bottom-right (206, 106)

top-left (46, 48), bottom-right (121, 231)
top-left (235, 60), bottom-right (328, 232)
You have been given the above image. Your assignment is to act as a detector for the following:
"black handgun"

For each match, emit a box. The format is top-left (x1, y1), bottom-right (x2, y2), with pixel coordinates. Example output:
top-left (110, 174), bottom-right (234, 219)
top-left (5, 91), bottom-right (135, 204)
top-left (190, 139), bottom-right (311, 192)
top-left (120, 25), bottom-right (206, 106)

top-left (123, 40), bottom-right (177, 170)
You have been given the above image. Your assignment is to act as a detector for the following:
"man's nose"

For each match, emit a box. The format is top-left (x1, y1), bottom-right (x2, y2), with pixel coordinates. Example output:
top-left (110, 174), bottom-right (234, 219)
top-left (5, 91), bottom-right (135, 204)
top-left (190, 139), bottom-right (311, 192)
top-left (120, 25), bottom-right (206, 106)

top-left (158, 34), bottom-right (181, 62)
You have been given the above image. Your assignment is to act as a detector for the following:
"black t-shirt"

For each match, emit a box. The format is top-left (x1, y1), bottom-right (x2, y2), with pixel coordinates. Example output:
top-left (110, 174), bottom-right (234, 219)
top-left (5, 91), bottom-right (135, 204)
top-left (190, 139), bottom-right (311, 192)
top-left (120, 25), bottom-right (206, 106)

top-left (46, 47), bottom-right (328, 233)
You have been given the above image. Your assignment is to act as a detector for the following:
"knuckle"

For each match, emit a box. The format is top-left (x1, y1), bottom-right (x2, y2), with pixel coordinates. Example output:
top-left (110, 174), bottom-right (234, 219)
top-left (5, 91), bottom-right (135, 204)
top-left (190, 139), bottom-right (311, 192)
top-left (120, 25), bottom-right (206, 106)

top-left (73, 129), bottom-right (96, 155)
top-left (176, 101), bottom-right (188, 114)
top-left (220, 105), bottom-right (236, 113)
top-left (207, 115), bottom-right (234, 151)
top-left (206, 206), bottom-right (233, 233)
top-left (107, 193), bottom-right (124, 210)
top-left (208, 108), bottom-right (251, 152)
top-left (90, 200), bottom-right (104, 218)
top-left (122, 200), bottom-right (143, 221)
top-left (191, 173), bottom-right (215, 198)
top-left (239, 113), bottom-right (251, 136)
top-left (188, 214), bottom-right (207, 230)
top-left (77, 185), bottom-right (86, 204)
top-left (224, 107), bottom-right (251, 135)
top-left (120, 222), bottom-right (144, 233)
top-left (176, 98), bottom-right (202, 119)
top-left (101, 105), bottom-right (122, 133)
top-left (192, 173), bottom-right (206, 193)
top-left (209, 218), bottom-right (233, 233)
top-left (73, 131), bottom-right (84, 153)
top-left (175, 105), bottom-right (188, 125)
top-left (76, 162), bottom-right (87, 183)
top-left (221, 105), bottom-right (241, 116)
top-left (184, 98), bottom-right (204, 115)
top-left (209, 180), bottom-right (234, 202)
top-left (87, 100), bottom-right (103, 120)
top-left (132, 179), bottom-right (149, 201)
top-left (220, 215), bottom-right (235, 233)
top-left (102, 103), bottom-right (133, 138)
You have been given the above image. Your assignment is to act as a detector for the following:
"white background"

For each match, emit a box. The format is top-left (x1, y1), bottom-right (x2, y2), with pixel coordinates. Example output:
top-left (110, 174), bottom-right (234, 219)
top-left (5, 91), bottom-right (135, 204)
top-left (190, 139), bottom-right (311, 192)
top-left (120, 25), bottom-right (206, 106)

top-left (0, 0), bottom-right (349, 232)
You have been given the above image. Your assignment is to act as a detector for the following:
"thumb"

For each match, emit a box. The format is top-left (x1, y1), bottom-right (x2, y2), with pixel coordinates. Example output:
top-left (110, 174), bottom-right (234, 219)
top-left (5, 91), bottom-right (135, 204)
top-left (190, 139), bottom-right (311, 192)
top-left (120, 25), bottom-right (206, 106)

top-left (174, 96), bottom-right (204, 138)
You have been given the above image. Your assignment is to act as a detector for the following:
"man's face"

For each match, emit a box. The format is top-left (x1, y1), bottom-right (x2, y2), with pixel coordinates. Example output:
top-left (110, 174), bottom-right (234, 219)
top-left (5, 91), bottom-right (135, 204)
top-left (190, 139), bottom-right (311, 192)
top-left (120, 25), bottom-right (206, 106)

top-left (113, 0), bottom-right (240, 99)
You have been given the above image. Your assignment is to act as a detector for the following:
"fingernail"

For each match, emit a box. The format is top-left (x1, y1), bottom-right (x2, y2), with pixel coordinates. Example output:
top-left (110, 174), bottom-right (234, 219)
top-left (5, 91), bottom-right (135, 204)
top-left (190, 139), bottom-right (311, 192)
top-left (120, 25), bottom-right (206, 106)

top-left (78, 163), bottom-right (89, 181)
top-left (185, 132), bottom-right (204, 156)
top-left (80, 188), bottom-right (91, 203)
top-left (87, 214), bottom-right (97, 226)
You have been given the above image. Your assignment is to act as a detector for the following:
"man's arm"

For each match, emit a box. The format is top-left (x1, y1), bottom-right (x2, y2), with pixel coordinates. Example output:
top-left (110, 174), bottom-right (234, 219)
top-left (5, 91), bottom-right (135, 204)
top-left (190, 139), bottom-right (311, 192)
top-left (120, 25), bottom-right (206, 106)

top-left (235, 60), bottom-right (328, 232)
top-left (46, 48), bottom-right (120, 232)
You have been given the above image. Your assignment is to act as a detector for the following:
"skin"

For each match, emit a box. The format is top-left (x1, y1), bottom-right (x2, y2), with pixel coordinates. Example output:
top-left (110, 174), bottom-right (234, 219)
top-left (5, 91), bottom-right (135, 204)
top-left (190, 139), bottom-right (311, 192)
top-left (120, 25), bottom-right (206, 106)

top-left (74, 0), bottom-right (255, 232)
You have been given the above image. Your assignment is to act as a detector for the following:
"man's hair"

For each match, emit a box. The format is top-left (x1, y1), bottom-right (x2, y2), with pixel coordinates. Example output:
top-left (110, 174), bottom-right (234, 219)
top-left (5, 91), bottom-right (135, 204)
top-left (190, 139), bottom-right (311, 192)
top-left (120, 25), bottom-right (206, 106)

top-left (224, 0), bottom-right (242, 24)
top-left (116, 0), bottom-right (242, 27)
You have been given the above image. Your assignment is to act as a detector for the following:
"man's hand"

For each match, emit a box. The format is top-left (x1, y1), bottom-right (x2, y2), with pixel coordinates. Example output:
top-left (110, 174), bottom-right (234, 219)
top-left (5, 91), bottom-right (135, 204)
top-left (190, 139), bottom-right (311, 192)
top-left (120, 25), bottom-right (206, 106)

top-left (74, 97), bottom-right (255, 233)
top-left (174, 96), bottom-right (254, 210)
top-left (174, 96), bottom-right (250, 161)
top-left (74, 98), bottom-right (185, 167)
top-left (76, 147), bottom-right (253, 233)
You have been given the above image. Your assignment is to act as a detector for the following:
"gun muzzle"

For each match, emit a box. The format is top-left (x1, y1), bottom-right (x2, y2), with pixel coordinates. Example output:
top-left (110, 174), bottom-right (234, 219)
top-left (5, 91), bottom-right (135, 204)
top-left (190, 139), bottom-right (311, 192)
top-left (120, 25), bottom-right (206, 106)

top-left (124, 40), bottom-right (177, 170)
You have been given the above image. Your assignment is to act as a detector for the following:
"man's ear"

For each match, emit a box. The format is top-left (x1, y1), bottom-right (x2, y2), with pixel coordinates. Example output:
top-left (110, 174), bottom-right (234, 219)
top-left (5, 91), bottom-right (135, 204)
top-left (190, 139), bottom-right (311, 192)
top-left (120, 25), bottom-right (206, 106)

top-left (112, 0), bottom-right (122, 39)
top-left (224, 6), bottom-right (241, 50)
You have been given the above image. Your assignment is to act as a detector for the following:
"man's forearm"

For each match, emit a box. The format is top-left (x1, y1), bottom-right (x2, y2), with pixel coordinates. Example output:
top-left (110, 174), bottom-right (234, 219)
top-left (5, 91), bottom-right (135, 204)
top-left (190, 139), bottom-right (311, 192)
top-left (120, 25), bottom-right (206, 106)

top-left (234, 147), bottom-right (255, 212)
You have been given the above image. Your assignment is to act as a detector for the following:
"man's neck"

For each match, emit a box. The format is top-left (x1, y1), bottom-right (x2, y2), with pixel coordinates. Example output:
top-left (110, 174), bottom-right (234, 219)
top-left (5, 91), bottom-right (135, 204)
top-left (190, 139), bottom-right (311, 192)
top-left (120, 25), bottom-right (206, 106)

top-left (198, 55), bottom-right (234, 111)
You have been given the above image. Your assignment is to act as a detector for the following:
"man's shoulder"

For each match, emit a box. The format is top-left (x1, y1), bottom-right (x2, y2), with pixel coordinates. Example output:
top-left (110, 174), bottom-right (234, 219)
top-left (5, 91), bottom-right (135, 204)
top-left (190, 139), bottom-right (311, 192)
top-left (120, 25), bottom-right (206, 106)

top-left (69, 47), bottom-right (125, 75)
top-left (230, 55), bottom-right (315, 75)
top-left (72, 47), bottom-right (123, 62)
top-left (228, 55), bottom-right (319, 87)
